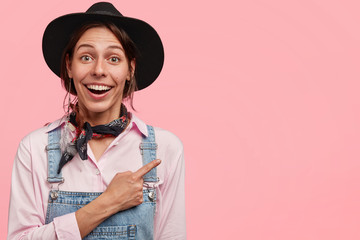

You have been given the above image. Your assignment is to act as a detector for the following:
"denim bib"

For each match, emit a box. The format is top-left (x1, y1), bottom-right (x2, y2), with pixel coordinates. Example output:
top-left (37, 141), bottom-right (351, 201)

top-left (45, 125), bottom-right (158, 240)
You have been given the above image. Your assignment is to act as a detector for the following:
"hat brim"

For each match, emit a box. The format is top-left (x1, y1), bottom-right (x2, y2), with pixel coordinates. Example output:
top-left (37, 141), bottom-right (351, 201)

top-left (42, 13), bottom-right (164, 90)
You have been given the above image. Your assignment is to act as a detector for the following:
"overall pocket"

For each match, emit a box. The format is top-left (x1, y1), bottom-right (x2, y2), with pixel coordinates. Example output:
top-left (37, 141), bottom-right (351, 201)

top-left (84, 225), bottom-right (136, 240)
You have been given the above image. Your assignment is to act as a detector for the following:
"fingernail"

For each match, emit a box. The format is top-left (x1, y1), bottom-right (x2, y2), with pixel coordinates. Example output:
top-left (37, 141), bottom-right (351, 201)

top-left (156, 159), bottom-right (161, 164)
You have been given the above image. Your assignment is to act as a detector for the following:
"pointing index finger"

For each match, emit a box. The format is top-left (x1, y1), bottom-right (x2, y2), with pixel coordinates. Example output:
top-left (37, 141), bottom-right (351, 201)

top-left (134, 159), bottom-right (161, 179)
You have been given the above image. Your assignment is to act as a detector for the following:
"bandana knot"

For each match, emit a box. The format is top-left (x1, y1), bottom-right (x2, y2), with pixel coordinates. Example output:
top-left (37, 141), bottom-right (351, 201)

top-left (57, 104), bottom-right (129, 173)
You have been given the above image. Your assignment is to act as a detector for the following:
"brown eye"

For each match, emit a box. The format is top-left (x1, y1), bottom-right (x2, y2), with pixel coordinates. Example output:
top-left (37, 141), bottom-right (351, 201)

top-left (81, 55), bottom-right (92, 62)
top-left (109, 57), bottom-right (120, 63)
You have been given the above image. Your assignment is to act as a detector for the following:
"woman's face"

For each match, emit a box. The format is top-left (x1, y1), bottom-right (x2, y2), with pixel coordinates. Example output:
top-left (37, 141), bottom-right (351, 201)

top-left (66, 26), bottom-right (134, 118)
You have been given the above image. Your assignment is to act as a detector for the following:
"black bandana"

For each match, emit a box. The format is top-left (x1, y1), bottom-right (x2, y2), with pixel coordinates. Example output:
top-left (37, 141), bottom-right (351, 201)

top-left (57, 104), bottom-right (129, 173)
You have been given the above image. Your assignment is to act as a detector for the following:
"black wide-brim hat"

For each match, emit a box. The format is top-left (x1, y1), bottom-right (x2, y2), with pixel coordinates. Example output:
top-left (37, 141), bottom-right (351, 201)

top-left (42, 2), bottom-right (164, 90)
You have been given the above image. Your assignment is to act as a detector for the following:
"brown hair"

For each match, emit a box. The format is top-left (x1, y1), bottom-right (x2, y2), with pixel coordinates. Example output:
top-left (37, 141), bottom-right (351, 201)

top-left (60, 21), bottom-right (139, 127)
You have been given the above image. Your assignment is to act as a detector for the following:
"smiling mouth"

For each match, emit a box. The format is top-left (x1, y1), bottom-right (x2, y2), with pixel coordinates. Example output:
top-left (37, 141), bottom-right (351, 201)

top-left (86, 84), bottom-right (112, 94)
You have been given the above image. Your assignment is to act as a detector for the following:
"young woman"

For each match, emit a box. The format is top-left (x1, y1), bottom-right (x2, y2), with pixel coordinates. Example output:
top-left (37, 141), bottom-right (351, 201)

top-left (7, 2), bottom-right (185, 239)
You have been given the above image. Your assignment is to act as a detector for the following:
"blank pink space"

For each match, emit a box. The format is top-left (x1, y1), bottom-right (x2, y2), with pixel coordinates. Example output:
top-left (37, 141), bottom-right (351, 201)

top-left (1, 0), bottom-right (360, 239)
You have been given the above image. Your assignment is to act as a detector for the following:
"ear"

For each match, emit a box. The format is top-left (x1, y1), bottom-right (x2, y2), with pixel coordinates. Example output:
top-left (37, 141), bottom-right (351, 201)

top-left (65, 54), bottom-right (73, 78)
top-left (128, 59), bottom-right (136, 80)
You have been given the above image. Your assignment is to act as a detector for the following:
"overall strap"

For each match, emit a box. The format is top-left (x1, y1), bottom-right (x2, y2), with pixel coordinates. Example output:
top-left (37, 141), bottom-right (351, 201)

top-left (139, 125), bottom-right (158, 182)
top-left (46, 127), bottom-right (64, 183)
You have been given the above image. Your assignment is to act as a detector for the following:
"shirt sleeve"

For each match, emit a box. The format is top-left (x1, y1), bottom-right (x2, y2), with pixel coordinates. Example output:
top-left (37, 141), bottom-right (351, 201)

top-left (154, 145), bottom-right (186, 240)
top-left (7, 136), bottom-right (82, 240)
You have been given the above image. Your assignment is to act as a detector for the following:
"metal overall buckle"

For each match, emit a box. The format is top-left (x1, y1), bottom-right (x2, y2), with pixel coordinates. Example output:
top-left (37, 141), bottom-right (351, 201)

top-left (143, 179), bottom-right (159, 202)
top-left (49, 179), bottom-right (64, 201)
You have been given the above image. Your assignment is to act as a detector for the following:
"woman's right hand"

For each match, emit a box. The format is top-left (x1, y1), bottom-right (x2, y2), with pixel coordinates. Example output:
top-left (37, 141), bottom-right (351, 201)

top-left (103, 159), bottom-right (161, 212)
top-left (75, 159), bottom-right (161, 238)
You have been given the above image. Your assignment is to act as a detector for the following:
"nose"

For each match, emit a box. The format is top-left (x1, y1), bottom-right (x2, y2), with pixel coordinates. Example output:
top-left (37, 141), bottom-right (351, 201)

top-left (91, 58), bottom-right (106, 77)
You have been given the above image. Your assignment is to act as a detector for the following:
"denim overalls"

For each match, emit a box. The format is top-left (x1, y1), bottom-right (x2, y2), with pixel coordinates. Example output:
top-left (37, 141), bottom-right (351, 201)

top-left (45, 125), bottom-right (158, 239)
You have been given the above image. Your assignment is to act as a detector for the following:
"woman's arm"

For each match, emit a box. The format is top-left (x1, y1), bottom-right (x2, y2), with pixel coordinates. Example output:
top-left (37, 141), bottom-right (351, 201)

top-left (7, 137), bottom-right (79, 240)
top-left (155, 149), bottom-right (186, 240)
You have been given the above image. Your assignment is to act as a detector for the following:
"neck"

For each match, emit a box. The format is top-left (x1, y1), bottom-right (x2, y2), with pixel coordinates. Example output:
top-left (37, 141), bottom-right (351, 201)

top-left (85, 112), bottom-right (120, 126)
top-left (78, 104), bottom-right (123, 126)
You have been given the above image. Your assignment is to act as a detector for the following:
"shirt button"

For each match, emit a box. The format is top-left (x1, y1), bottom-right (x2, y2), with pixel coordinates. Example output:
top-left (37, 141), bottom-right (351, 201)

top-left (95, 169), bottom-right (100, 175)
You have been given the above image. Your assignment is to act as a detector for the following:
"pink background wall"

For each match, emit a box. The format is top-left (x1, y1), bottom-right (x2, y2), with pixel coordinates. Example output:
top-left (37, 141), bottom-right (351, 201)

top-left (1, 0), bottom-right (360, 239)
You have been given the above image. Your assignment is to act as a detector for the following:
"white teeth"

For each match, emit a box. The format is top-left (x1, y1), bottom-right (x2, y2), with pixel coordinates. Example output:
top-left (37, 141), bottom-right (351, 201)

top-left (87, 85), bottom-right (111, 91)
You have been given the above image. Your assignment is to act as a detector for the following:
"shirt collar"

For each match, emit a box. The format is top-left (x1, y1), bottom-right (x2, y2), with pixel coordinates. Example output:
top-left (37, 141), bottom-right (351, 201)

top-left (46, 115), bottom-right (67, 133)
top-left (129, 112), bottom-right (149, 137)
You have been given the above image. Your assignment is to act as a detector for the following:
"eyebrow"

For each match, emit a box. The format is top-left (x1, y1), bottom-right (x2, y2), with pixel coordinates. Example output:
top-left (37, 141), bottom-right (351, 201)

top-left (107, 45), bottom-right (124, 52)
top-left (76, 44), bottom-right (124, 52)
